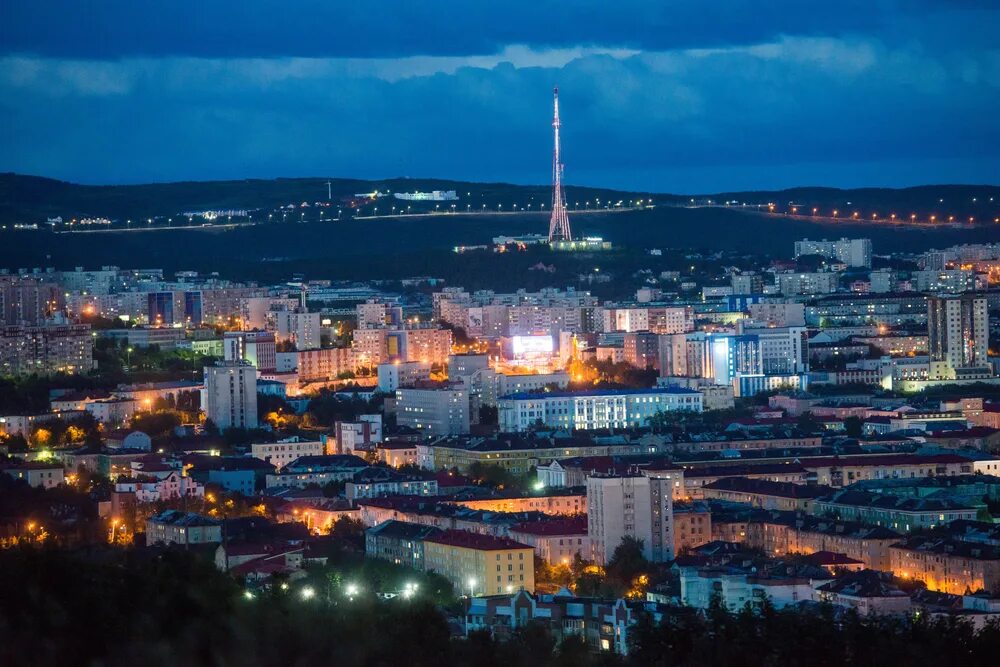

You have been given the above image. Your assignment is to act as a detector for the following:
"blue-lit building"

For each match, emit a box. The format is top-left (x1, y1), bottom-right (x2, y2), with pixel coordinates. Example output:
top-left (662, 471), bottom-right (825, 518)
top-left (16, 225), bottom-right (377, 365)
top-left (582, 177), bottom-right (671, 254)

top-left (184, 290), bottom-right (203, 325)
top-left (498, 387), bottom-right (703, 432)
top-left (148, 291), bottom-right (174, 325)
top-left (708, 334), bottom-right (762, 386)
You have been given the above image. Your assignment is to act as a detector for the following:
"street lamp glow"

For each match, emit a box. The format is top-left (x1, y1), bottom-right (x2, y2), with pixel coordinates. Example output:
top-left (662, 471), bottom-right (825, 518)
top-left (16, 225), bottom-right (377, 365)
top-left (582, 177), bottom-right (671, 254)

top-left (345, 583), bottom-right (359, 597)
top-left (301, 586), bottom-right (315, 600)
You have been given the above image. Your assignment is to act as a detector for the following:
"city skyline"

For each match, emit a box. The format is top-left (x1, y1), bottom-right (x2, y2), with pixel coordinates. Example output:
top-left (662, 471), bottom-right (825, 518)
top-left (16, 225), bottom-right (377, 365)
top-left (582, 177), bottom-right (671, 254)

top-left (2, 1), bottom-right (999, 191)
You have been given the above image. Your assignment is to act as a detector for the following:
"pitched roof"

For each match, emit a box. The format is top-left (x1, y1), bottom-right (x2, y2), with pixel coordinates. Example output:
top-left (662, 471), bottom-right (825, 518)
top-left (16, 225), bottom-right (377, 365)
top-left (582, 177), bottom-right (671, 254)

top-left (511, 516), bottom-right (588, 536)
top-left (424, 529), bottom-right (532, 551)
top-left (703, 477), bottom-right (832, 499)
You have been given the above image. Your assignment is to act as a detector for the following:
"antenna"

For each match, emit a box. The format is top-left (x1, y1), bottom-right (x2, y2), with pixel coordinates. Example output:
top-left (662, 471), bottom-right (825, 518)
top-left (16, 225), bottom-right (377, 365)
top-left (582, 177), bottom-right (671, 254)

top-left (547, 88), bottom-right (572, 242)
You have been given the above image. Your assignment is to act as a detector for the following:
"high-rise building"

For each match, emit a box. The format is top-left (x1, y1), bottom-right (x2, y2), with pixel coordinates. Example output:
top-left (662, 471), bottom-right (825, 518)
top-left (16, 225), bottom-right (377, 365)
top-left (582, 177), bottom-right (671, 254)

top-left (623, 332), bottom-right (660, 370)
top-left (731, 273), bottom-right (764, 295)
top-left (794, 238), bottom-right (872, 268)
top-left (0, 324), bottom-right (93, 376)
top-left (396, 385), bottom-right (470, 436)
top-left (587, 473), bottom-right (677, 564)
top-left (202, 361), bottom-right (259, 431)
top-left (147, 291), bottom-right (175, 326)
top-left (927, 295), bottom-right (990, 379)
top-left (0, 276), bottom-right (62, 325)
top-left (707, 334), bottom-right (762, 385)
top-left (274, 310), bottom-right (322, 351)
top-left (776, 272), bottom-right (840, 296)
top-left (223, 331), bottom-right (276, 373)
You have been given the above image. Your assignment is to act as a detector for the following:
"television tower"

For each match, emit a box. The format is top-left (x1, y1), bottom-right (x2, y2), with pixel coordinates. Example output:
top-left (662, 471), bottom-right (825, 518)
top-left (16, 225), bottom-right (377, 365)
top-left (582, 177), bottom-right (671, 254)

top-left (547, 87), bottom-right (572, 242)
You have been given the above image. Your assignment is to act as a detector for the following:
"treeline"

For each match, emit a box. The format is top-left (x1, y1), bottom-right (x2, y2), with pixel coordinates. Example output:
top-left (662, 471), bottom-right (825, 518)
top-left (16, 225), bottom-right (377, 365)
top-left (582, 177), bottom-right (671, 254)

top-left (627, 598), bottom-right (1000, 667)
top-left (3, 547), bottom-right (1000, 667)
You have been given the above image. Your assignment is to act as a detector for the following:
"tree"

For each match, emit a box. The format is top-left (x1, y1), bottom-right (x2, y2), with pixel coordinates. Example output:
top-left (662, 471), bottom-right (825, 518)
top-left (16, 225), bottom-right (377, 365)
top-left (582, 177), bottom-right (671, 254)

top-left (606, 536), bottom-right (649, 587)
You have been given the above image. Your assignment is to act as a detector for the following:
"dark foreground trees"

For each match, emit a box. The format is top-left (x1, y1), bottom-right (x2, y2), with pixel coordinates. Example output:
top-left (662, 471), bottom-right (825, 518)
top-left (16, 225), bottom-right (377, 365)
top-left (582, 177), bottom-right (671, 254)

top-left (3, 547), bottom-right (1000, 667)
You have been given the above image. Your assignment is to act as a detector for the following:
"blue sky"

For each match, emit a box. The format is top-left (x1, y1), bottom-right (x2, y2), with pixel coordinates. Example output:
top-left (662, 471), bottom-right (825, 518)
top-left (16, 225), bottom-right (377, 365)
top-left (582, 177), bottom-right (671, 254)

top-left (1, 1), bottom-right (998, 192)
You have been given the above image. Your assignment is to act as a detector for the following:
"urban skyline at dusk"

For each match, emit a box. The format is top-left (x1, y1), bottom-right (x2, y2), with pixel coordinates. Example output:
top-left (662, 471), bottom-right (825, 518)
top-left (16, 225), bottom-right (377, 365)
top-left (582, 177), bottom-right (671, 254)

top-left (2, 3), bottom-right (1000, 667)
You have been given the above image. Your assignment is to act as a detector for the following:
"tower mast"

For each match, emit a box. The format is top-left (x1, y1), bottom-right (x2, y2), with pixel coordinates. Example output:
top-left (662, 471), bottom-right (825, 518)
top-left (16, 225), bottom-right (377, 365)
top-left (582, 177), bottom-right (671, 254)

top-left (547, 87), bottom-right (572, 242)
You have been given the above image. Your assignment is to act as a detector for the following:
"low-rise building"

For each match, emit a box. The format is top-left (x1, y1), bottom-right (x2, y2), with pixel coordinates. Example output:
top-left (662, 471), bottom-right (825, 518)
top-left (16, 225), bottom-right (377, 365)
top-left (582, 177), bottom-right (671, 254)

top-left (814, 570), bottom-right (912, 615)
top-left (890, 537), bottom-right (1000, 596)
top-left (345, 468), bottom-right (439, 501)
top-left (701, 477), bottom-right (832, 513)
top-left (444, 492), bottom-right (586, 516)
top-left (145, 510), bottom-right (222, 547)
top-left (812, 489), bottom-right (979, 532)
top-left (423, 530), bottom-right (535, 595)
top-left (264, 454), bottom-right (369, 489)
top-left (375, 441), bottom-right (419, 468)
top-left (250, 438), bottom-right (324, 470)
top-left (509, 517), bottom-right (590, 565)
top-left (673, 502), bottom-right (712, 554)
top-left (499, 387), bottom-right (702, 432)
top-left (0, 461), bottom-right (65, 489)
top-left (464, 590), bottom-right (649, 656)
top-left (365, 519), bottom-right (443, 569)
top-left (680, 564), bottom-right (831, 611)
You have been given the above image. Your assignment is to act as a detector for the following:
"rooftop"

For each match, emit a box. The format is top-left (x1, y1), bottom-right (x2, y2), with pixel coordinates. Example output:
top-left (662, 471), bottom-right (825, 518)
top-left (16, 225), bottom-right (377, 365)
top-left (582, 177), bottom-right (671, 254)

top-left (500, 386), bottom-right (700, 401)
top-left (148, 510), bottom-right (220, 527)
top-left (424, 529), bottom-right (532, 551)
top-left (702, 477), bottom-right (833, 499)
top-left (511, 516), bottom-right (588, 536)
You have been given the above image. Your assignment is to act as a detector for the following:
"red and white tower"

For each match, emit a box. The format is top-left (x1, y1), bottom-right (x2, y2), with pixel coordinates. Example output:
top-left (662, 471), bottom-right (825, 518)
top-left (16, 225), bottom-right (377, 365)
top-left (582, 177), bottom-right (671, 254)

top-left (547, 87), bottom-right (572, 242)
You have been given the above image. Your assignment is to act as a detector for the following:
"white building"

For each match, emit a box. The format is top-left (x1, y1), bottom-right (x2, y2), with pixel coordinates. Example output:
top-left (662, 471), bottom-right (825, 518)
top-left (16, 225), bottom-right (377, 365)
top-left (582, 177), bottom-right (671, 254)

top-left (85, 397), bottom-right (139, 426)
top-left (928, 295), bottom-right (990, 379)
top-left (334, 415), bottom-right (383, 454)
top-left (679, 566), bottom-right (831, 611)
top-left (776, 272), bottom-right (840, 296)
top-left (499, 387), bottom-right (702, 433)
top-left (586, 474), bottom-right (676, 564)
top-left (748, 326), bottom-right (809, 375)
top-left (377, 361), bottom-right (432, 393)
top-left (396, 386), bottom-right (470, 437)
top-left (747, 303), bottom-right (806, 327)
top-left (250, 438), bottom-right (324, 470)
top-left (115, 471), bottom-right (204, 502)
top-left (794, 238), bottom-right (872, 268)
top-left (274, 310), bottom-right (322, 351)
top-left (202, 361), bottom-right (259, 431)
top-left (1, 462), bottom-right (65, 489)
top-left (345, 477), bottom-right (439, 501)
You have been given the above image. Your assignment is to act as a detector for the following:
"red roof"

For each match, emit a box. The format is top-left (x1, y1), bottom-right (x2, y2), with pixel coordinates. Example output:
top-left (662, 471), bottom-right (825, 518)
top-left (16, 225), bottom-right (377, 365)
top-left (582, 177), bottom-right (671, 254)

top-left (433, 470), bottom-right (473, 487)
top-left (511, 517), bottom-right (588, 536)
top-left (423, 529), bottom-right (531, 551)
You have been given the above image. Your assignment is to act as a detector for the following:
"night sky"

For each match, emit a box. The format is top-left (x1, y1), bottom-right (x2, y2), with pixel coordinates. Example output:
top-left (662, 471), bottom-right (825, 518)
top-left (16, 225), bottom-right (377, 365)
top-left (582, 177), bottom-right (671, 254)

top-left (2, 1), bottom-right (998, 192)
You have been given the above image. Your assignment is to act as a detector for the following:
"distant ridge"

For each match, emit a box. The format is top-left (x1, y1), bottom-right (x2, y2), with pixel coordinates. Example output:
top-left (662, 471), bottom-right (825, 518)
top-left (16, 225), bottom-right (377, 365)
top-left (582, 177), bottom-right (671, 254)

top-left (0, 172), bottom-right (997, 226)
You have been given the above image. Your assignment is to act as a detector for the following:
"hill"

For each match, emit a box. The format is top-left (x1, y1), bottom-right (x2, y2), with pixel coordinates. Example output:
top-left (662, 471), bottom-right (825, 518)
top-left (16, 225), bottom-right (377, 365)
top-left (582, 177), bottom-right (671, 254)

top-left (1, 173), bottom-right (997, 227)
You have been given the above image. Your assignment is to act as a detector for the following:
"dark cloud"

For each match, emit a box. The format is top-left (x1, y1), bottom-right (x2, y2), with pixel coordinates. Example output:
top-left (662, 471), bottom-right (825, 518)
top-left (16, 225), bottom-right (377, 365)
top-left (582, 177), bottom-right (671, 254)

top-left (0, 2), bottom-right (996, 190)
top-left (0, 0), bottom-right (963, 59)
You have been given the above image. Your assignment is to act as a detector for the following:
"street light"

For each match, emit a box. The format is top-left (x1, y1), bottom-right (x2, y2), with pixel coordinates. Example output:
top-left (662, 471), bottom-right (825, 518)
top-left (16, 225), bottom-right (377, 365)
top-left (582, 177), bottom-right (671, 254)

top-left (301, 586), bottom-right (316, 600)
top-left (467, 577), bottom-right (477, 597)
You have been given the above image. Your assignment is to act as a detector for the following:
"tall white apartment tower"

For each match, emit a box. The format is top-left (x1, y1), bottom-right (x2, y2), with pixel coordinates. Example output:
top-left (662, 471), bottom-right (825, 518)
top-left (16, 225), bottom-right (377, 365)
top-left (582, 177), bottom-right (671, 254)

top-left (928, 295), bottom-right (990, 379)
top-left (586, 473), bottom-right (677, 565)
top-left (202, 360), bottom-right (259, 431)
